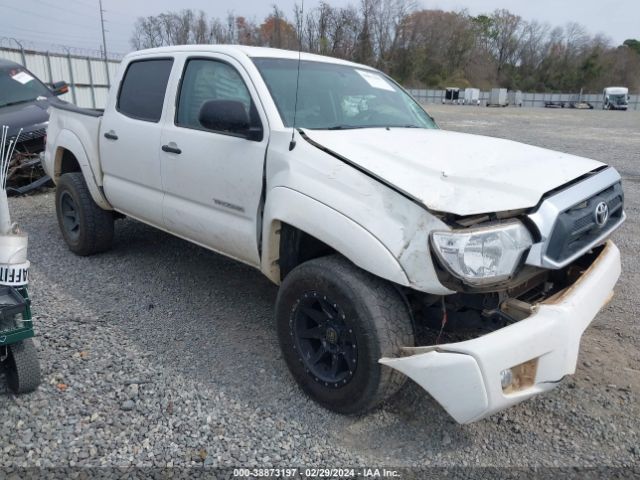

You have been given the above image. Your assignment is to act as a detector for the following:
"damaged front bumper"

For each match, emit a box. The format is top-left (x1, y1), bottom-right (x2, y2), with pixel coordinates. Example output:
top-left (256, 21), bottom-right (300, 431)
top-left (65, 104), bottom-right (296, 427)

top-left (380, 240), bottom-right (621, 423)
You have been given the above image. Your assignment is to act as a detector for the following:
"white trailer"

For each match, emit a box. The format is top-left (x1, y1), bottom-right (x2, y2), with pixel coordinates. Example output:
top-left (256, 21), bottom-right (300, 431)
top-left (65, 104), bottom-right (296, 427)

top-left (442, 87), bottom-right (460, 104)
top-left (463, 88), bottom-right (480, 106)
top-left (487, 88), bottom-right (508, 107)
top-left (509, 90), bottom-right (523, 107)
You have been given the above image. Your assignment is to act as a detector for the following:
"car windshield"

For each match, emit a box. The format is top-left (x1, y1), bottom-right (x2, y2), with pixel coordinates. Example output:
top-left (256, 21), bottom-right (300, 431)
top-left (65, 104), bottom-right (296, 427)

top-left (252, 58), bottom-right (436, 130)
top-left (0, 66), bottom-right (51, 108)
top-left (609, 94), bottom-right (627, 105)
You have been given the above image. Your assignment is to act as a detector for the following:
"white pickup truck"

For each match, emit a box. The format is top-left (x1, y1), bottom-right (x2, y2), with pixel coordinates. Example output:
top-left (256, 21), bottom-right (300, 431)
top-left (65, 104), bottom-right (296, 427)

top-left (43, 45), bottom-right (625, 423)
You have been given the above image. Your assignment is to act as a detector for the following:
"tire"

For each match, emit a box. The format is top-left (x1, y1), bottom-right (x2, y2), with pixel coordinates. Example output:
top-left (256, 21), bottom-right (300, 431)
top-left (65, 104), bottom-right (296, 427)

top-left (6, 339), bottom-right (41, 394)
top-left (276, 255), bottom-right (415, 414)
top-left (55, 172), bottom-right (114, 256)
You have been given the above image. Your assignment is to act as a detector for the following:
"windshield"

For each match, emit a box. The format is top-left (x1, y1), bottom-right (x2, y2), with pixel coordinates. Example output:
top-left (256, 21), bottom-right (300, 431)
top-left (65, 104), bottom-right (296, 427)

top-left (0, 66), bottom-right (52, 107)
top-left (609, 94), bottom-right (628, 105)
top-left (252, 58), bottom-right (436, 130)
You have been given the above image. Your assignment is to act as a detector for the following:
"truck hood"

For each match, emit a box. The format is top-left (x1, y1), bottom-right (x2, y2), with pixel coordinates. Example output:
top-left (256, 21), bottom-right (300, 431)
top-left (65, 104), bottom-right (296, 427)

top-left (303, 128), bottom-right (603, 216)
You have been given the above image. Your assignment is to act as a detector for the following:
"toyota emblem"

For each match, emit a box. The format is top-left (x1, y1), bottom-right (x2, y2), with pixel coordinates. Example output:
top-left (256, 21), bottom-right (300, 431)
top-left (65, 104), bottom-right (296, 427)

top-left (594, 201), bottom-right (609, 227)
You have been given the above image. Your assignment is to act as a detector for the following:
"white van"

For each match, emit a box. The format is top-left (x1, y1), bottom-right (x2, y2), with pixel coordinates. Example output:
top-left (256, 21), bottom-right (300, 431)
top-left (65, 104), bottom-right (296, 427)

top-left (602, 87), bottom-right (629, 110)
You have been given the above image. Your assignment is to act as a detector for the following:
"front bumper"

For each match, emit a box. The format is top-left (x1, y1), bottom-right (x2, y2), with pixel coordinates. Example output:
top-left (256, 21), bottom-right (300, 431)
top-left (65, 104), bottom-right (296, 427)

top-left (380, 240), bottom-right (621, 423)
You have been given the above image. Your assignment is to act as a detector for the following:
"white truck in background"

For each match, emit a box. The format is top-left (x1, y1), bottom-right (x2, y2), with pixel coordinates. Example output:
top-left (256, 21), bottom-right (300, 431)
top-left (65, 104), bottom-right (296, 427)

top-left (43, 45), bottom-right (625, 423)
top-left (602, 86), bottom-right (630, 110)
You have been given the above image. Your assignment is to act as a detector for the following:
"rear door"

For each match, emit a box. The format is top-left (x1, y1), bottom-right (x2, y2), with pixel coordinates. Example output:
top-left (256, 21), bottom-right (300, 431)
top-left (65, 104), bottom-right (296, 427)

top-left (99, 57), bottom-right (174, 226)
top-left (159, 54), bottom-right (269, 266)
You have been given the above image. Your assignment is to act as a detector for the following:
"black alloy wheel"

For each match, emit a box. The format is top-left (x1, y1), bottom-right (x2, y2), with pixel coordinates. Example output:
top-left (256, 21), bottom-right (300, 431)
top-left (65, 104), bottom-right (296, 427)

top-left (292, 291), bottom-right (358, 388)
top-left (59, 190), bottom-right (81, 242)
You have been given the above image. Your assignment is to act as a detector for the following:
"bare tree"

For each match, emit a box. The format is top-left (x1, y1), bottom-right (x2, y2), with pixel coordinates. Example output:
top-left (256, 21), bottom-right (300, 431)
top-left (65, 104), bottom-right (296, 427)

top-left (129, 6), bottom-right (639, 92)
top-left (369, 0), bottom-right (414, 68)
top-left (130, 16), bottom-right (165, 49)
top-left (130, 10), bottom-right (211, 48)
top-left (489, 9), bottom-right (523, 79)
top-left (260, 6), bottom-right (297, 49)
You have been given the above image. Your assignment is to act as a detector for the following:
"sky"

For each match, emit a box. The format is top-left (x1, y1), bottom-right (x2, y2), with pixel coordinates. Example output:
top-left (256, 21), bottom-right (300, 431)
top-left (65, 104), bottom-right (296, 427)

top-left (0, 0), bottom-right (638, 56)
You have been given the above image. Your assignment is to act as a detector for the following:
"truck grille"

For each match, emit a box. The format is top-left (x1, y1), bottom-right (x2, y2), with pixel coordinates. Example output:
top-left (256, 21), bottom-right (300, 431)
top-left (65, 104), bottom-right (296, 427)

top-left (545, 182), bottom-right (624, 263)
top-left (9, 128), bottom-right (46, 143)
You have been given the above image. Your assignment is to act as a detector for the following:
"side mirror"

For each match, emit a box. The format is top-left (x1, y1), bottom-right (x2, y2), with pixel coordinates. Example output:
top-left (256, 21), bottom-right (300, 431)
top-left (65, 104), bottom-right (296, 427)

top-left (198, 100), bottom-right (262, 141)
top-left (50, 81), bottom-right (69, 96)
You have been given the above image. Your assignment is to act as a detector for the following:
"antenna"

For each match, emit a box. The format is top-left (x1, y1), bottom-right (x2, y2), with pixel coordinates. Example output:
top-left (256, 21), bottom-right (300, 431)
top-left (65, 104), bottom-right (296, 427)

top-left (98, 0), bottom-right (110, 85)
top-left (289, 0), bottom-right (304, 151)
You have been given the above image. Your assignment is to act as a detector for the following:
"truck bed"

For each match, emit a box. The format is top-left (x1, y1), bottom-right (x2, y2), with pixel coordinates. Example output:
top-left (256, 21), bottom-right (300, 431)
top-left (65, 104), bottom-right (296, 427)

top-left (51, 102), bottom-right (104, 118)
top-left (44, 102), bottom-right (104, 188)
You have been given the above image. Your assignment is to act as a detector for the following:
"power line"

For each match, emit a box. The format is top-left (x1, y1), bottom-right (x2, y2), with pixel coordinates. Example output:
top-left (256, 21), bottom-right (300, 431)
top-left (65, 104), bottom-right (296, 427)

top-left (63, 0), bottom-right (131, 16)
top-left (1, 31), bottom-right (102, 50)
top-left (1, 24), bottom-right (101, 42)
top-left (0, 3), bottom-right (100, 30)
top-left (33, 0), bottom-right (93, 17)
top-left (19, 0), bottom-right (132, 27)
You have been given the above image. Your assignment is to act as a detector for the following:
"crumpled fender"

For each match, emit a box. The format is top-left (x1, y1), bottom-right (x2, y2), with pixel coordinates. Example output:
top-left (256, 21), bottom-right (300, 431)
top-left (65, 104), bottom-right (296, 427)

top-left (261, 186), bottom-right (410, 286)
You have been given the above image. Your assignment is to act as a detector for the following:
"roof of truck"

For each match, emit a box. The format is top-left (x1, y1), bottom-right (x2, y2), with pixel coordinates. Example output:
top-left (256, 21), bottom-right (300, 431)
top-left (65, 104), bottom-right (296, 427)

top-left (126, 45), bottom-right (376, 71)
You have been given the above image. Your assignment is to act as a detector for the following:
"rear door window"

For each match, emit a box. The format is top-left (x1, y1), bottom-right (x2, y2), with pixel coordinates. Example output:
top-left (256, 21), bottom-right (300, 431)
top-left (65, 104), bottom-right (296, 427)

top-left (117, 58), bottom-right (173, 122)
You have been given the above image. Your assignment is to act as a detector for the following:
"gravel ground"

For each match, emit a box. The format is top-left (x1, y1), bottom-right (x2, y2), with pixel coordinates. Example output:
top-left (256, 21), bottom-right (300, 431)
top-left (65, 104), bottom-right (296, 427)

top-left (0, 106), bottom-right (638, 471)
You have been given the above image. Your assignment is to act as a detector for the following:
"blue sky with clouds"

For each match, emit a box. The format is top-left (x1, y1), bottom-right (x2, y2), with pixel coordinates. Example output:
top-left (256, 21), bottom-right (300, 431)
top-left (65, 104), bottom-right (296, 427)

top-left (1, 0), bottom-right (637, 55)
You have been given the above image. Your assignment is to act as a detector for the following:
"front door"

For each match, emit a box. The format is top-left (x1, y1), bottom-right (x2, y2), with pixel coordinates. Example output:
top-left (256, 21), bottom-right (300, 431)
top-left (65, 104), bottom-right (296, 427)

top-left (160, 55), bottom-right (269, 266)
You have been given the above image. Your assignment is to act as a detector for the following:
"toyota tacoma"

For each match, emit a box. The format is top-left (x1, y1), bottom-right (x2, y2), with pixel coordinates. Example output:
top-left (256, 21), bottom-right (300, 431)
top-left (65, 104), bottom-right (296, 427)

top-left (43, 46), bottom-right (625, 423)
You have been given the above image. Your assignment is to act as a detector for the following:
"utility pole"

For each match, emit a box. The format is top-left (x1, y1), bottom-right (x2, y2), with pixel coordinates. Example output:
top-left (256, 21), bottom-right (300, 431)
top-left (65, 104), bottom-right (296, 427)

top-left (98, 0), bottom-right (110, 85)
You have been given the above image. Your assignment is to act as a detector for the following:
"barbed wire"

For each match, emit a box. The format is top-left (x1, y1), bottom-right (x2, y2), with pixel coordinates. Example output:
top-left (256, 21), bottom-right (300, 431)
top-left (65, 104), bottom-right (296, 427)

top-left (0, 36), bottom-right (125, 61)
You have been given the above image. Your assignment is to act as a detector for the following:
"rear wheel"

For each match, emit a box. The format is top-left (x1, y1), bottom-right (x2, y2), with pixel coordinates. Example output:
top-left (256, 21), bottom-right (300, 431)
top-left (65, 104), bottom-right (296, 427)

top-left (55, 172), bottom-right (114, 256)
top-left (276, 255), bottom-right (414, 414)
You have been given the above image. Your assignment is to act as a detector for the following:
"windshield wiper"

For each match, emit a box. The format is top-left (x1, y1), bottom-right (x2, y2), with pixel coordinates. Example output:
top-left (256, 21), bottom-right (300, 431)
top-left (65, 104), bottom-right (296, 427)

top-left (326, 125), bottom-right (372, 130)
top-left (325, 124), bottom-right (424, 130)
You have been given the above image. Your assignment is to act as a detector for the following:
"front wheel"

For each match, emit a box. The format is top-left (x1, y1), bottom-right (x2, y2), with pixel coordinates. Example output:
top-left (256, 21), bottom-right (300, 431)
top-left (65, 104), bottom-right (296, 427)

top-left (276, 255), bottom-right (414, 414)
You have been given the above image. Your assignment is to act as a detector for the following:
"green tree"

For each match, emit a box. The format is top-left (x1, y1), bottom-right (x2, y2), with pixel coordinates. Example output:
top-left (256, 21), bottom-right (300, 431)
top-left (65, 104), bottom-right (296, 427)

top-left (623, 39), bottom-right (640, 55)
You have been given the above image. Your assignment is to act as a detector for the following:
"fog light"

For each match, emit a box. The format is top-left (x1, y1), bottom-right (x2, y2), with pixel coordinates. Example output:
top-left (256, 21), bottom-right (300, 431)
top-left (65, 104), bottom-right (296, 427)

top-left (501, 358), bottom-right (539, 393)
top-left (500, 368), bottom-right (513, 389)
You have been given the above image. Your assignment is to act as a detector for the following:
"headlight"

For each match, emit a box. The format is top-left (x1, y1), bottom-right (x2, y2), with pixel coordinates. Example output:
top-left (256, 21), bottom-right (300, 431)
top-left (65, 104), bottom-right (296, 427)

top-left (431, 220), bottom-right (532, 286)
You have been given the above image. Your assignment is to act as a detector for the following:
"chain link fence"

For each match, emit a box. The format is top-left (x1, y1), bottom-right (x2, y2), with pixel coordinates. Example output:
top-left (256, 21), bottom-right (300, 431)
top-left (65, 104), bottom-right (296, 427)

top-left (0, 40), bottom-right (122, 109)
top-left (408, 89), bottom-right (639, 111)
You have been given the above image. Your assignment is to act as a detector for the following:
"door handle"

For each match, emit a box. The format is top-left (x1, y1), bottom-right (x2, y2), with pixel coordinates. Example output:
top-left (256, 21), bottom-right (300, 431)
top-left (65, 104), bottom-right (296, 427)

top-left (162, 144), bottom-right (182, 154)
top-left (103, 131), bottom-right (118, 140)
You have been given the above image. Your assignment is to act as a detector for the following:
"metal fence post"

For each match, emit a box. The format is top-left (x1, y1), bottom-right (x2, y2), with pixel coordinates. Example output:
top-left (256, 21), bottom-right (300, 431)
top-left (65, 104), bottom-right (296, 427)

top-left (87, 57), bottom-right (96, 109)
top-left (45, 51), bottom-right (53, 84)
top-left (66, 50), bottom-right (78, 105)
top-left (10, 38), bottom-right (26, 66)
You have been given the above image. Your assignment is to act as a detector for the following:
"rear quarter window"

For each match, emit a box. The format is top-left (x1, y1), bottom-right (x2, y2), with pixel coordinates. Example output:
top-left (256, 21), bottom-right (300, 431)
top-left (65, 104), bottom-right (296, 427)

top-left (117, 58), bottom-right (173, 122)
